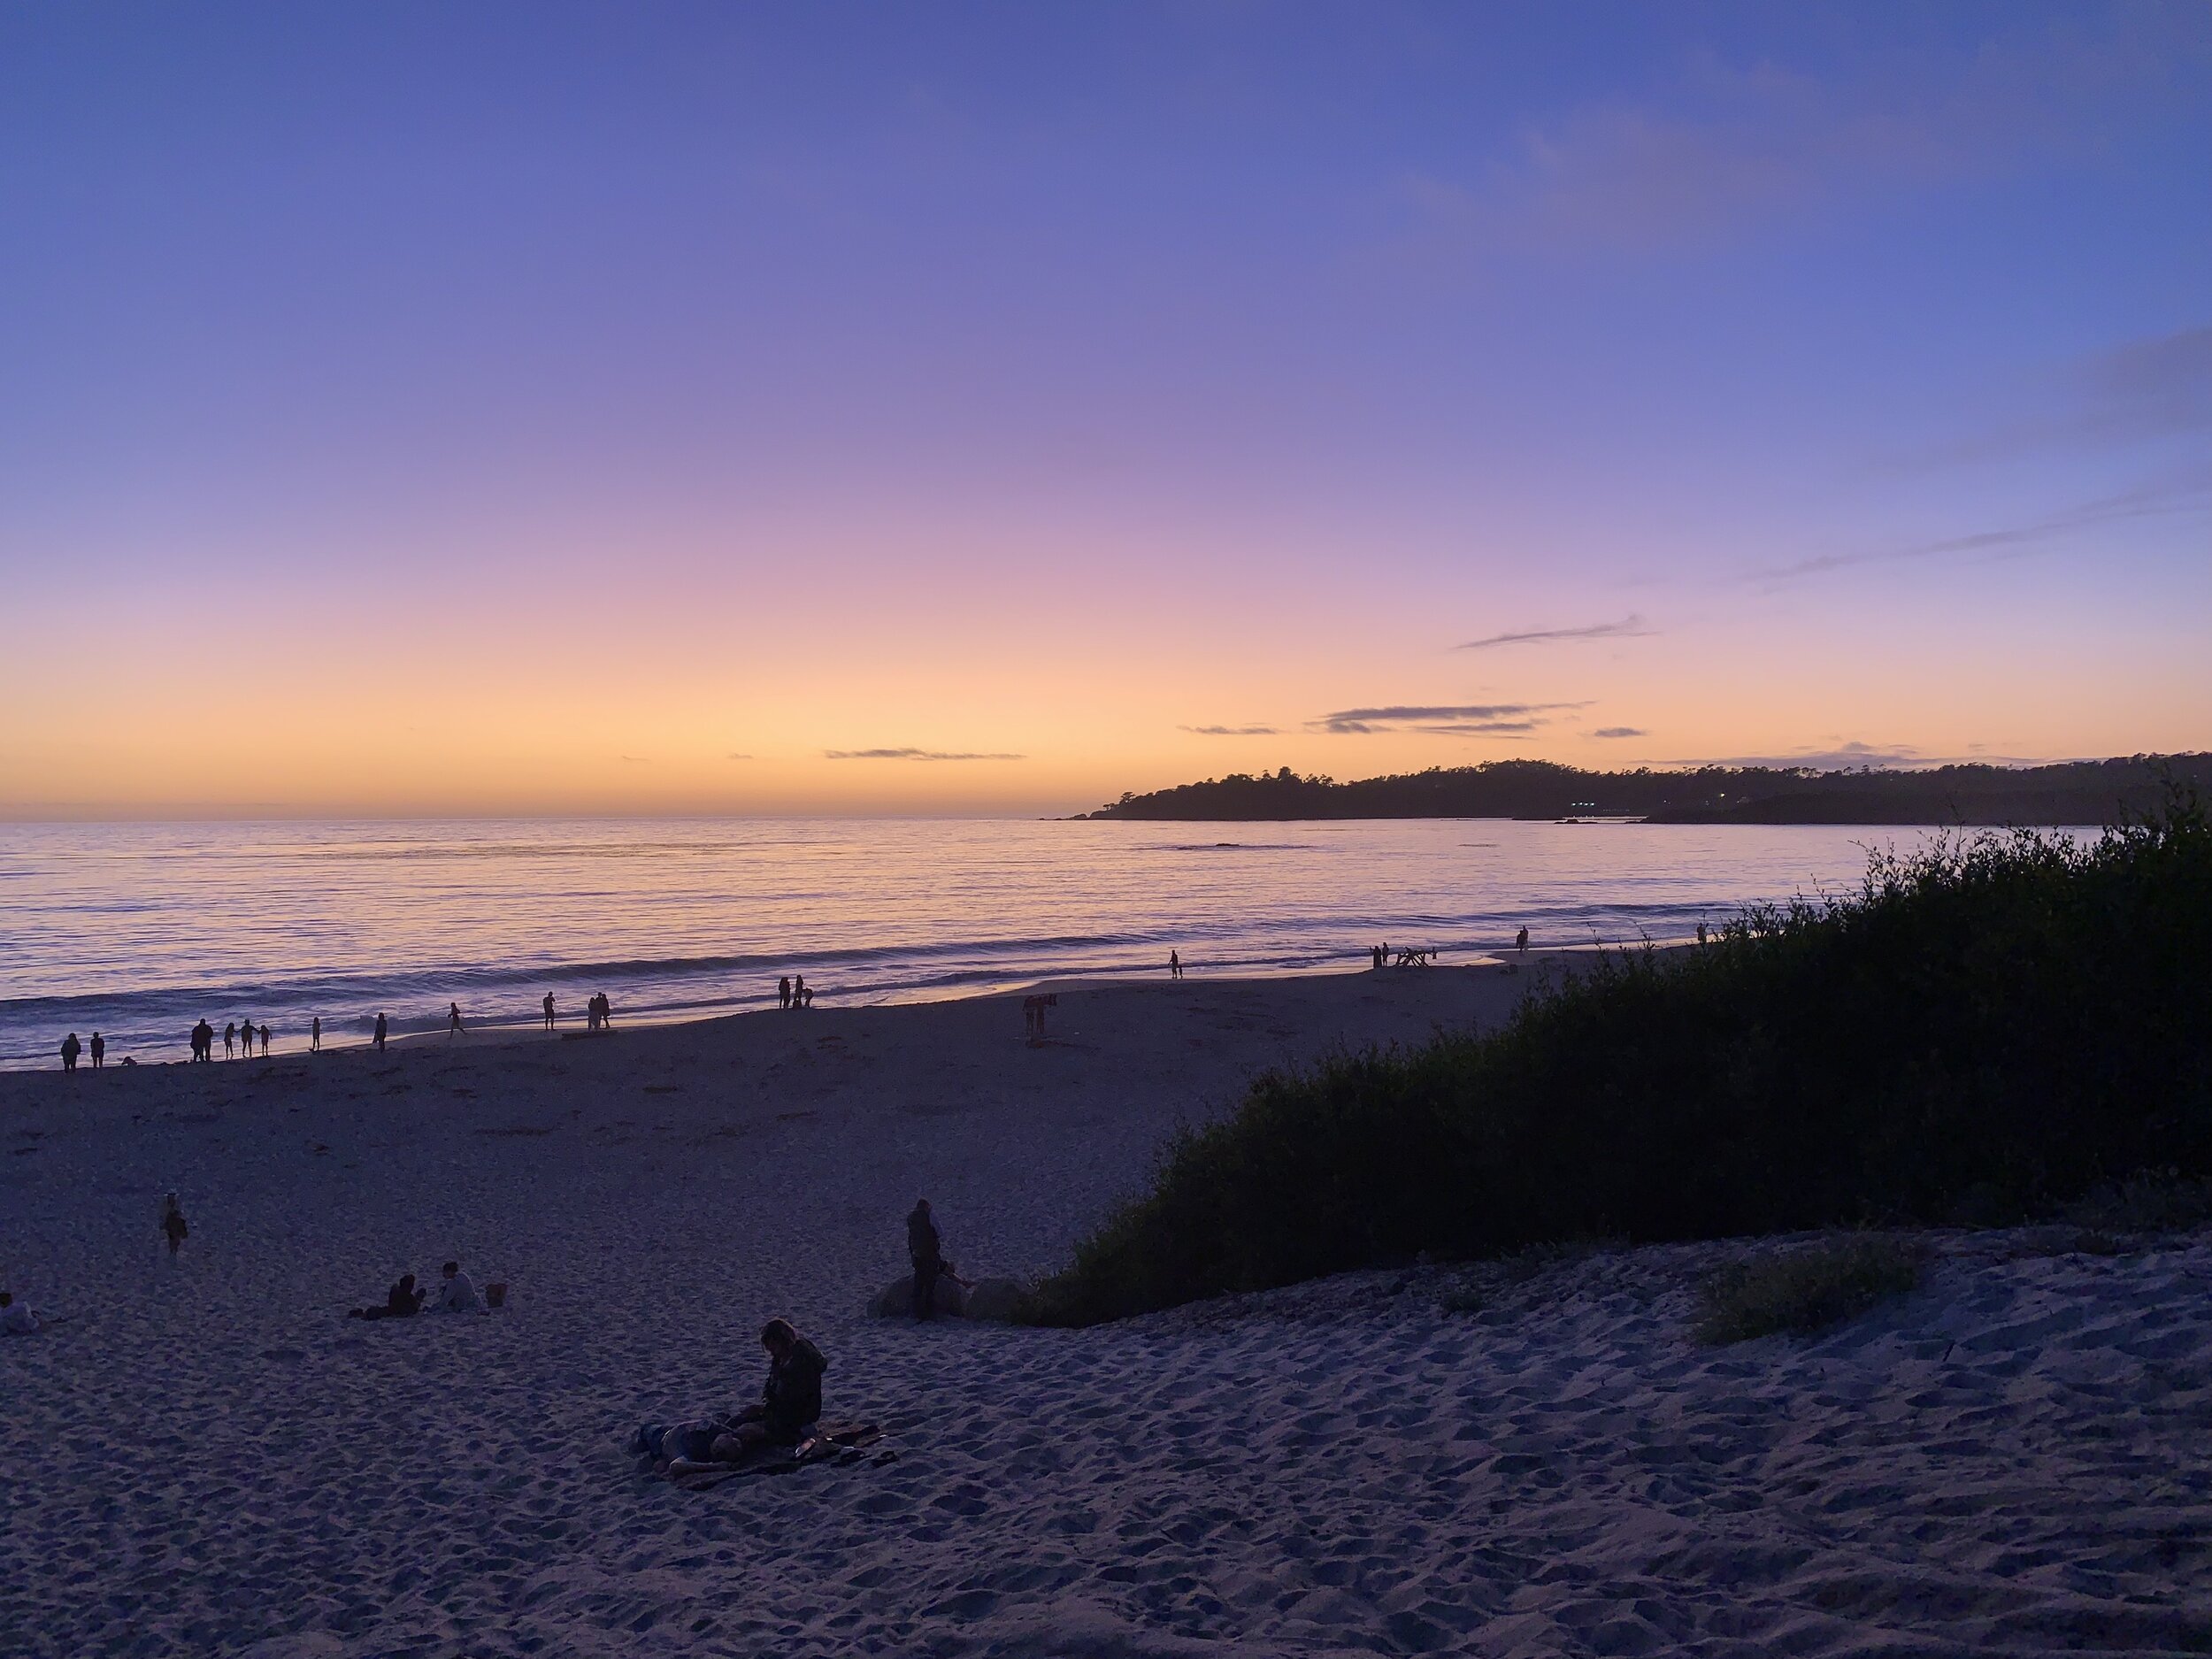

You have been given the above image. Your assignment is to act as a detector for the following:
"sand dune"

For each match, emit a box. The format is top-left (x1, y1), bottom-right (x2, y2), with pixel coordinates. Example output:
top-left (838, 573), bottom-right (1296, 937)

top-left (4, 968), bottom-right (2208, 1655)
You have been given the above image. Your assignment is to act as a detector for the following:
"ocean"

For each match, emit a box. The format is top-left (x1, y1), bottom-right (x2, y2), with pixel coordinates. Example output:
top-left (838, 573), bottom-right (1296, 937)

top-left (0, 815), bottom-right (1949, 1069)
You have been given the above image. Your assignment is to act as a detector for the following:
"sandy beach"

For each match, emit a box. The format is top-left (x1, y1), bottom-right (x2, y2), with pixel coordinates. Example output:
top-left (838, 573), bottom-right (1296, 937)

top-left (4, 965), bottom-right (2208, 1656)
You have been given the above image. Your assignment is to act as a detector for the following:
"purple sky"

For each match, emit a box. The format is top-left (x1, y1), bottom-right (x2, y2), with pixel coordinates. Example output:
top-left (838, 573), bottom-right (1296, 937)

top-left (2, 3), bottom-right (2208, 815)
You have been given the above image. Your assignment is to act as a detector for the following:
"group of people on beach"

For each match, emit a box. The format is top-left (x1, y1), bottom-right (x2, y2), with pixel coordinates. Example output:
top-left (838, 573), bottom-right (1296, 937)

top-left (186, 1018), bottom-right (270, 1061)
top-left (348, 1260), bottom-right (486, 1319)
top-left (775, 975), bottom-right (814, 1010)
top-left (58, 1031), bottom-right (104, 1071)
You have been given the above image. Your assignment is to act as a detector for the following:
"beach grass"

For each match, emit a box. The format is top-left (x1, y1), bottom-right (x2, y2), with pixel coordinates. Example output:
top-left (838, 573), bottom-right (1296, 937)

top-left (1693, 1236), bottom-right (1924, 1344)
top-left (1024, 788), bottom-right (2212, 1325)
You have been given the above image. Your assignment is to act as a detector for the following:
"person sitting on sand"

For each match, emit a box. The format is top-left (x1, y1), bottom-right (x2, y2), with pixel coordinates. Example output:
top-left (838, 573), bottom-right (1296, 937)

top-left (349, 1273), bottom-right (427, 1320)
top-left (908, 1198), bottom-right (943, 1321)
top-left (640, 1319), bottom-right (827, 1471)
top-left (160, 1194), bottom-right (188, 1256)
top-left (1, 1290), bottom-right (40, 1336)
top-left (433, 1260), bottom-right (480, 1312)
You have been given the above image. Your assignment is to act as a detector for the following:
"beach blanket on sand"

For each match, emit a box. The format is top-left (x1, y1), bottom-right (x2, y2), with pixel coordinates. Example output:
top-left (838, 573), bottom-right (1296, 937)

top-left (641, 1421), bottom-right (891, 1487)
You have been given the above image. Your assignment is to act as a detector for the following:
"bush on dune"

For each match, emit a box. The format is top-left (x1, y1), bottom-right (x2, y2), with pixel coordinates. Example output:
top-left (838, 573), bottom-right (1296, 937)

top-left (1694, 1237), bottom-right (1925, 1344)
top-left (1025, 791), bottom-right (2212, 1326)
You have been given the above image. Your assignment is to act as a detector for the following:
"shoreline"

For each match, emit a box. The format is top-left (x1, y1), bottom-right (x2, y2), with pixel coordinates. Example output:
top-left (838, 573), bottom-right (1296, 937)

top-left (4, 949), bottom-right (1631, 1074)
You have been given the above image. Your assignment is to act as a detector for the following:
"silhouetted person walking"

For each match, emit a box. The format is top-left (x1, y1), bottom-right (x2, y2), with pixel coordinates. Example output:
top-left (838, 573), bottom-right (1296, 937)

top-left (311, 1016), bottom-right (321, 1053)
top-left (908, 1199), bottom-right (942, 1322)
top-left (448, 1002), bottom-right (466, 1040)
top-left (89, 1032), bottom-right (104, 1069)
top-left (373, 1012), bottom-right (388, 1052)
top-left (60, 1033), bottom-right (80, 1073)
top-left (160, 1194), bottom-right (188, 1257)
top-left (778, 975), bottom-right (791, 1011)
top-left (543, 993), bottom-right (556, 1031)
top-left (1170, 950), bottom-right (1182, 980)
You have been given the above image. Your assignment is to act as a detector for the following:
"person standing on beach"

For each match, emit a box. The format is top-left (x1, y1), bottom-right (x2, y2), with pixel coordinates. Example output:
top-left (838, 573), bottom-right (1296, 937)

top-left (60, 1033), bottom-right (81, 1073)
top-left (191, 1019), bottom-right (212, 1062)
top-left (90, 1032), bottom-right (104, 1069)
top-left (373, 1012), bottom-right (388, 1052)
top-left (908, 1199), bottom-right (943, 1321)
top-left (258, 1023), bottom-right (270, 1056)
top-left (311, 1016), bottom-right (321, 1053)
top-left (1516, 926), bottom-right (1529, 955)
top-left (160, 1194), bottom-right (188, 1257)
top-left (223, 1022), bottom-right (237, 1058)
top-left (448, 1002), bottom-right (466, 1040)
top-left (790, 977), bottom-right (805, 1011)
top-left (1169, 950), bottom-right (1182, 980)
top-left (542, 993), bottom-right (556, 1031)
top-left (778, 975), bottom-right (791, 1011)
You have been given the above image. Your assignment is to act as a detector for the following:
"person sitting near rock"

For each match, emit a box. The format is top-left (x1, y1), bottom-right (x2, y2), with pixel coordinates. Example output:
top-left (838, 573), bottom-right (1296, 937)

top-left (1, 1290), bottom-right (40, 1336)
top-left (640, 1318), bottom-right (827, 1471)
top-left (433, 1260), bottom-right (480, 1313)
top-left (348, 1273), bottom-right (426, 1320)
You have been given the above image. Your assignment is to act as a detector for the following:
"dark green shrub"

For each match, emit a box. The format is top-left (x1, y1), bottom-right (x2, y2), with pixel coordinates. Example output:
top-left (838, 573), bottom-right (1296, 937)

top-left (1694, 1236), bottom-right (1924, 1343)
top-left (1024, 790), bottom-right (2212, 1325)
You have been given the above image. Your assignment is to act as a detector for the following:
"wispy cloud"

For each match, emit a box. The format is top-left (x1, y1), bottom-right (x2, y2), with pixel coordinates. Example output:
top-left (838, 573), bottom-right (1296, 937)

top-left (1390, 17), bottom-right (2210, 258)
top-left (1593, 726), bottom-right (1647, 740)
top-left (1748, 465), bottom-right (2212, 585)
top-left (725, 752), bottom-right (754, 761)
top-left (1457, 615), bottom-right (1654, 651)
top-left (823, 748), bottom-right (1025, 762)
top-left (1909, 324), bottom-right (2212, 466)
top-left (1180, 724), bottom-right (1279, 737)
top-left (1694, 740), bottom-right (1920, 771)
top-left (1311, 702), bottom-right (1584, 735)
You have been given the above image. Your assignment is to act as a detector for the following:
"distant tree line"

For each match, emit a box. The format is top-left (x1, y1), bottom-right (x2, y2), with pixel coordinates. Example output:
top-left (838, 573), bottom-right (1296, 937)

top-left (1079, 755), bottom-right (2212, 826)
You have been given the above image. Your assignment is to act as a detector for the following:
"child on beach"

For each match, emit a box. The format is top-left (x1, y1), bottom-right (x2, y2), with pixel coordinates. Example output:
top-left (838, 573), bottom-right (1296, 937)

top-left (349, 1273), bottom-right (426, 1320)
top-left (160, 1194), bottom-right (188, 1256)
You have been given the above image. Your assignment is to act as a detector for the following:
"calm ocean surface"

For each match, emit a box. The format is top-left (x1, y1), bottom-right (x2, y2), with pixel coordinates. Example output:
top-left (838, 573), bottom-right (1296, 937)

top-left (0, 816), bottom-right (1950, 1069)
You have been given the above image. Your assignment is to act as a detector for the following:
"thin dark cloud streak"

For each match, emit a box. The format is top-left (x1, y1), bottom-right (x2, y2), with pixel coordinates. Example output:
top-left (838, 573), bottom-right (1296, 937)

top-left (823, 748), bottom-right (1025, 761)
top-left (1748, 467), bottom-right (2212, 585)
top-left (1180, 725), bottom-right (1280, 736)
top-left (1456, 615), bottom-right (1654, 651)
top-left (1311, 702), bottom-right (1587, 735)
top-left (1593, 726), bottom-right (1647, 739)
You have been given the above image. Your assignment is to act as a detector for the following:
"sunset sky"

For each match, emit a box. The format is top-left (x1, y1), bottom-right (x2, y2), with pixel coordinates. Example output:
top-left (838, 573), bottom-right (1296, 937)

top-left (3, 2), bottom-right (2208, 818)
